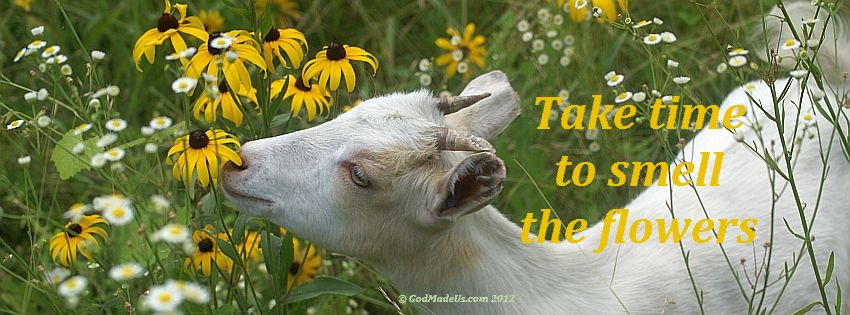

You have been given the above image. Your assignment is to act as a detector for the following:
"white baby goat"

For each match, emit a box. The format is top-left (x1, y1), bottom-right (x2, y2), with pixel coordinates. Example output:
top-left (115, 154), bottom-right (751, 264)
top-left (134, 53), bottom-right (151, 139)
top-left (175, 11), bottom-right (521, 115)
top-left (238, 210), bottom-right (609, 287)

top-left (223, 3), bottom-right (849, 314)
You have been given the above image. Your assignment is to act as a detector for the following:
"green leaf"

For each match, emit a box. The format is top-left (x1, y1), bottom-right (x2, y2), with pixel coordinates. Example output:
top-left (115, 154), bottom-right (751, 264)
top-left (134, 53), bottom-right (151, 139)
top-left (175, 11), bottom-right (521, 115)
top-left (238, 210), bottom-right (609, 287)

top-left (215, 236), bottom-right (240, 263)
top-left (231, 213), bottom-right (249, 244)
top-left (211, 304), bottom-right (236, 315)
top-left (270, 113), bottom-right (292, 128)
top-left (284, 276), bottom-right (364, 304)
top-left (824, 252), bottom-right (835, 287)
top-left (793, 301), bottom-right (822, 315)
top-left (278, 233), bottom-right (294, 294)
top-left (836, 282), bottom-right (842, 314)
top-left (50, 131), bottom-right (102, 180)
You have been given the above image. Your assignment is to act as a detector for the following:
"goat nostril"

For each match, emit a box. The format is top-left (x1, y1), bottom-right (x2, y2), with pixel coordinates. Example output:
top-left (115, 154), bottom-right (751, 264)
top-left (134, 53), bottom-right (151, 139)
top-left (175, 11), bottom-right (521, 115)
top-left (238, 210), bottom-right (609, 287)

top-left (232, 161), bottom-right (248, 171)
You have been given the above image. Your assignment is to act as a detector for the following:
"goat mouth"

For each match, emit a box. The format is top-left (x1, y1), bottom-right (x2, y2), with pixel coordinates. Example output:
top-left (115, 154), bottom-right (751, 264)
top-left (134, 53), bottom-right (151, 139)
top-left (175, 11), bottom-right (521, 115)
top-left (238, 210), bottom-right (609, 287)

top-left (440, 153), bottom-right (506, 215)
top-left (222, 182), bottom-right (275, 208)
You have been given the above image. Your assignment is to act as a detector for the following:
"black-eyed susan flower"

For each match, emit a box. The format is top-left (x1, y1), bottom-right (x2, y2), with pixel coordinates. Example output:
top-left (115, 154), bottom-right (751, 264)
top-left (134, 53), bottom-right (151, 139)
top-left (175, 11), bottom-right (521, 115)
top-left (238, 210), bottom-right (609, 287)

top-left (234, 230), bottom-right (262, 263)
top-left (198, 9), bottom-right (224, 32)
top-left (184, 225), bottom-right (233, 276)
top-left (256, 0), bottom-right (302, 22)
top-left (560, 0), bottom-right (627, 22)
top-left (49, 215), bottom-right (109, 266)
top-left (185, 31), bottom-right (267, 93)
top-left (193, 80), bottom-right (257, 126)
top-left (271, 75), bottom-right (332, 121)
top-left (288, 238), bottom-right (321, 288)
top-left (166, 129), bottom-right (242, 187)
top-left (261, 27), bottom-right (308, 72)
top-left (435, 23), bottom-right (486, 78)
top-left (14, 0), bottom-right (31, 12)
top-left (302, 42), bottom-right (378, 92)
top-left (132, 0), bottom-right (207, 70)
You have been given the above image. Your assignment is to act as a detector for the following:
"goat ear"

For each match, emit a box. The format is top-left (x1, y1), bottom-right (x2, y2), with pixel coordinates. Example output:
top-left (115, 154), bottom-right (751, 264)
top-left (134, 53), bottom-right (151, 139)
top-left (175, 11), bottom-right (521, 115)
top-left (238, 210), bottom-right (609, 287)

top-left (444, 71), bottom-right (520, 140)
top-left (431, 152), bottom-right (506, 221)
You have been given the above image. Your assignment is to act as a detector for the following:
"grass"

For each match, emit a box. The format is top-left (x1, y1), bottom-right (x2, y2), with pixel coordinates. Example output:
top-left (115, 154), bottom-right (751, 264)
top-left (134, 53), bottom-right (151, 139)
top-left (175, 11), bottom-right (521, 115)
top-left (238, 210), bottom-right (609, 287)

top-left (0, 0), bottom-right (845, 314)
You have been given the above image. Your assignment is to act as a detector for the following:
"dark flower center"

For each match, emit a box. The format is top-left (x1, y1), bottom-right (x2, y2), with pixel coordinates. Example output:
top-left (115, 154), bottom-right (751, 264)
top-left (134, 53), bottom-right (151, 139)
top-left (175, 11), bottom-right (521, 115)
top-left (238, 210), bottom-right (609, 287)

top-left (293, 76), bottom-right (312, 92)
top-left (199, 238), bottom-right (214, 252)
top-left (289, 262), bottom-right (301, 275)
top-left (207, 32), bottom-right (223, 55)
top-left (326, 42), bottom-right (346, 61)
top-left (218, 80), bottom-right (229, 94)
top-left (157, 13), bottom-right (180, 32)
top-left (188, 130), bottom-right (210, 149)
top-left (461, 45), bottom-right (470, 57)
top-left (67, 224), bottom-right (83, 238)
top-left (263, 28), bottom-right (280, 43)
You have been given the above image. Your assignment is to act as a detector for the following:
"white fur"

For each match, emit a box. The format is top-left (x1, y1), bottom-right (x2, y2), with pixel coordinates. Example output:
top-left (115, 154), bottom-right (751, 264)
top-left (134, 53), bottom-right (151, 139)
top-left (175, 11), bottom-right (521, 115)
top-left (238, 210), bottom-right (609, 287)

top-left (223, 3), bottom-right (849, 313)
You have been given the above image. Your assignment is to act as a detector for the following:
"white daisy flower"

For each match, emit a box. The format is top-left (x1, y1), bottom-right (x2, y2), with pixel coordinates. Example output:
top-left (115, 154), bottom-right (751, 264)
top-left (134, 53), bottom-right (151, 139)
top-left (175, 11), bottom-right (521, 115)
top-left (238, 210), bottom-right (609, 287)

top-left (28, 40), bottom-right (47, 50)
top-left (728, 48), bottom-right (749, 56)
top-left (419, 73), bottom-right (432, 86)
top-left (14, 48), bottom-right (28, 62)
top-left (96, 133), bottom-right (118, 148)
top-left (171, 77), bottom-right (197, 94)
top-left (104, 148), bottom-right (125, 162)
top-left (781, 39), bottom-right (801, 50)
top-left (803, 18), bottom-right (819, 25)
top-left (418, 59), bottom-right (432, 71)
top-left (537, 54), bottom-right (549, 65)
top-left (553, 15), bottom-right (564, 25)
top-left (806, 39), bottom-right (819, 48)
top-left (63, 203), bottom-right (91, 222)
top-left (166, 280), bottom-right (210, 304)
top-left (17, 156), bottom-right (31, 165)
top-left (673, 76), bottom-right (691, 84)
top-left (37, 88), bottom-right (49, 101)
top-left (563, 47), bottom-right (575, 56)
top-left (546, 30), bottom-right (558, 38)
top-left (71, 142), bottom-right (85, 155)
top-left (141, 126), bottom-right (154, 136)
top-left (532, 39), bottom-right (545, 51)
top-left (653, 17), bottom-right (664, 25)
top-left (560, 56), bottom-right (571, 66)
top-left (660, 32), bottom-right (677, 43)
top-left (451, 49), bottom-right (463, 61)
top-left (153, 224), bottom-right (190, 243)
top-left (643, 34), bottom-right (662, 45)
top-left (145, 284), bottom-right (184, 312)
top-left (24, 91), bottom-right (37, 102)
top-left (90, 154), bottom-right (107, 168)
top-left (225, 50), bottom-right (239, 62)
top-left (41, 45), bottom-right (61, 58)
top-left (72, 123), bottom-right (92, 135)
top-left (614, 92), bottom-right (633, 103)
top-left (149, 195), bottom-right (169, 210)
top-left (517, 20), bottom-right (530, 32)
top-left (31, 26), bottom-right (44, 36)
top-left (210, 36), bottom-right (234, 50)
top-left (521, 32), bottom-right (533, 42)
top-left (564, 35), bottom-right (575, 45)
top-left (7, 119), bottom-right (25, 130)
top-left (592, 7), bottom-right (603, 18)
top-left (633, 20), bottom-right (652, 29)
top-left (800, 110), bottom-right (817, 127)
top-left (632, 92), bottom-right (647, 102)
top-left (103, 201), bottom-right (133, 226)
top-left (456, 62), bottom-right (469, 74)
top-left (109, 262), bottom-right (144, 281)
top-left (149, 116), bottom-right (173, 130)
top-left (36, 115), bottom-right (51, 127)
top-left (93, 194), bottom-right (126, 211)
top-left (46, 54), bottom-right (68, 64)
top-left (551, 39), bottom-right (564, 50)
top-left (106, 85), bottom-right (120, 96)
top-left (537, 8), bottom-right (551, 20)
top-left (91, 50), bottom-right (106, 60)
top-left (58, 276), bottom-right (87, 297)
top-left (810, 86), bottom-right (825, 100)
top-left (438, 90), bottom-right (452, 98)
top-left (651, 89), bottom-right (662, 97)
top-left (589, 142), bottom-right (601, 152)
top-left (742, 83), bottom-right (757, 91)
top-left (662, 95), bottom-right (674, 103)
top-left (604, 71), bottom-right (616, 80)
top-left (667, 59), bottom-right (679, 68)
top-left (144, 143), bottom-right (158, 153)
top-left (789, 69), bottom-right (809, 79)
top-left (728, 56), bottom-right (747, 67)
top-left (46, 267), bottom-right (70, 285)
top-left (607, 73), bottom-right (624, 86)
top-left (61, 64), bottom-right (73, 76)
top-left (166, 47), bottom-right (197, 61)
top-left (105, 118), bottom-right (127, 132)
top-left (450, 35), bottom-right (462, 46)
top-left (716, 62), bottom-right (729, 73)
top-left (558, 89), bottom-right (570, 101)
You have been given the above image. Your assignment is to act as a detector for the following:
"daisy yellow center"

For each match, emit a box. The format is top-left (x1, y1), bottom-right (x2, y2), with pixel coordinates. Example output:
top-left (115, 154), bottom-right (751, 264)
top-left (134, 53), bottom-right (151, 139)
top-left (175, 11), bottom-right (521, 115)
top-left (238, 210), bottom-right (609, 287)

top-left (112, 207), bottom-right (126, 217)
top-left (121, 266), bottom-right (133, 276)
top-left (294, 76), bottom-right (312, 92)
top-left (785, 39), bottom-right (796, 46)
top-left (326, 42), bottom-right (346, 60)
top-left (617, 92), bottom-right (628, 99)
top-left (168, 227), bottom-right (183, 236)
top-left (158, 292), bottom-right (173, 303)
top-left (207, 33), bottom-right (224, 55)
top-left (803, 114), bottom-right (814, 120)
top-left (66, 280), bottom-right (78, 288)
top-left (156, 118), bottom-right (166, 125)
top-left (609, 75), bottom-right (622, 82)
top-left (198, 238), bottom-right (214, 252)
top-left (188, 130), bottom-right (210, 149)
top-left (157, 13), bottom-right (180, 32)
top-left (263, 27), bottom-right (280, 43)
top-left (289, 261), bottom-right (301, 275)
top-left (647, 35), bottom-right (658, 41)
top-left (67, 224), bottom-right (83, 237)
top-left (110, 121), bottom-right (121, 127)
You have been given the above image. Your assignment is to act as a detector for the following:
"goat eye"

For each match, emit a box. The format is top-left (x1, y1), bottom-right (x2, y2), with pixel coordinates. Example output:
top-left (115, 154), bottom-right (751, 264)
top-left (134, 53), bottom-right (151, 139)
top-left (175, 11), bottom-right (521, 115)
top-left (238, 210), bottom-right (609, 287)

top-left (349, 164), bottom-right (371, 187)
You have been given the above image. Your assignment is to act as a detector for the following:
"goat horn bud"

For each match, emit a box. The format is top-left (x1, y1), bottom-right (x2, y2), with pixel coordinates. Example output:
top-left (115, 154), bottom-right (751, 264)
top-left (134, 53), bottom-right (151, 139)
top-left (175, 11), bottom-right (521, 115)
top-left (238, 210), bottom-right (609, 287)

top-left (434, 127), bottom-right (495, 152)
top-left (435, 93), bottom-right (491, 114)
